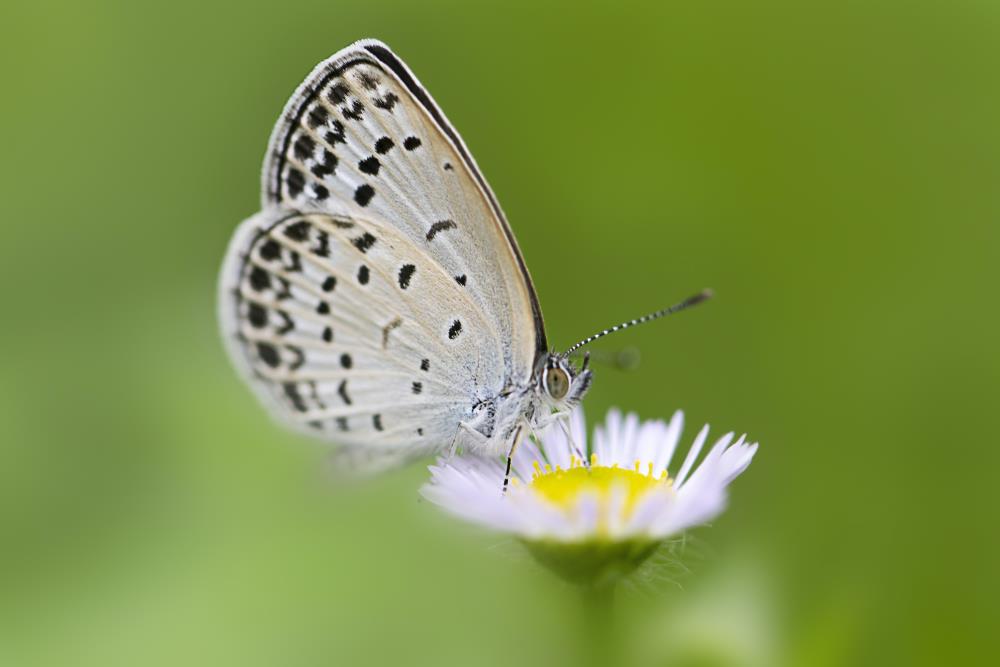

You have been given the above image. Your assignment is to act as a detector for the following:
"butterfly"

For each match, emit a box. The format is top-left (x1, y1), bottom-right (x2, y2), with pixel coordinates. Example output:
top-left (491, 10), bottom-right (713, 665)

top-left (219, 39), bottom-right (709, 475)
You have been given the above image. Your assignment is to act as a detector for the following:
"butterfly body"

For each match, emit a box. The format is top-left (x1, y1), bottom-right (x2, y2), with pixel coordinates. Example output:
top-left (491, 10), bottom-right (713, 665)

top-left (220, 40), bottom-right (591, 468)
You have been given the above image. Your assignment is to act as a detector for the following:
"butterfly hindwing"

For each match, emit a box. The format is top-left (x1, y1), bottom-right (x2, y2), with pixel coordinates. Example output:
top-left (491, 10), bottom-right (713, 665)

top-left (220, 207), bottom-right (502, 453)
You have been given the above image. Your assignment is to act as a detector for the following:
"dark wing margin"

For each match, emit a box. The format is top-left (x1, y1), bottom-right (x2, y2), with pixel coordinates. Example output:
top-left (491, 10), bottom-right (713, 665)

top-left (261, 38), bottom-right (548, 359)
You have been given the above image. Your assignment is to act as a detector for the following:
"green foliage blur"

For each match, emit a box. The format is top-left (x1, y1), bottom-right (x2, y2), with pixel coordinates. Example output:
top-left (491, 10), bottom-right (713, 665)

top-left (2, 0), bottom-right (998, 665)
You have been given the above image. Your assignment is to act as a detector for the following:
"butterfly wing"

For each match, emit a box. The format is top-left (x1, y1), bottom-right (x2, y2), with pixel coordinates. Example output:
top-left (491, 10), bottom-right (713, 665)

top-left (220, 40), bottom-right (545, 461)
top-left (219, 207), bottom-right (500, 456)
top-left (263, 39), bottom-right (546, 371)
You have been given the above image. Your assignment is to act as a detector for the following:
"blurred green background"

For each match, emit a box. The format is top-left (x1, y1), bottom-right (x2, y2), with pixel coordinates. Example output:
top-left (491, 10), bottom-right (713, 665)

top-left (2, 0), bottom-right (998, 665)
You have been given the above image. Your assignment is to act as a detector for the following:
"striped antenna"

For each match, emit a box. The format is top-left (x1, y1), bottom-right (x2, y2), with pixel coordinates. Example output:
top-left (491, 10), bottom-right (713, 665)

top-left (561, 289), bottom-right (714, 357)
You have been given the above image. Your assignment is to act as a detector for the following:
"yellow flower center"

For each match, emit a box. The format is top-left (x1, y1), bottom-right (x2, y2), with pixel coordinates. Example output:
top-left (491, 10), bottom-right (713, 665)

top-left (513, 455), bottom-right (673, 583)
top-left (522, 454), bottom-right (672, 512)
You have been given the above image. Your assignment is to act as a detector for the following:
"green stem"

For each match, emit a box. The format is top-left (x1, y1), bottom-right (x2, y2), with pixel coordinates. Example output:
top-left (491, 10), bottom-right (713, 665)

top-left (580, 582), bottom-right (617, 667)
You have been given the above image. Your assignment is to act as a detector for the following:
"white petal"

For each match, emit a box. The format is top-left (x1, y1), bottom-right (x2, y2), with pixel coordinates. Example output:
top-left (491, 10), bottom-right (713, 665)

top-left (635, 419), bottom-right (667, 473)
top-left (618, 412), bottom-right (641, 467)
top-left (652, 410), bottom-right (684, 475)
top-left (512, 436), bottom-right (544, 482)
top-left (678, 433), bottom-right (734, 495)
top-left (604, 485), bottom-right (630, 539)
top-left (648, 433), bottom-right (749, 537)
top-left (600, 408), bottom-right (623, 461)
top-left (570, 494), bottom-right (601, 540)
top-left (675, 424), bottom-right (711, 487)
top-left (539, 419), bottom-right (573, 470)
top-left (570, 406), bottom-right (588, 454)
top-left (421, 475), bottom-right (518, 532)
top-left (623, 487), bottom-right (676, 535)
top-left (721, 439), bottom-right (758, 485)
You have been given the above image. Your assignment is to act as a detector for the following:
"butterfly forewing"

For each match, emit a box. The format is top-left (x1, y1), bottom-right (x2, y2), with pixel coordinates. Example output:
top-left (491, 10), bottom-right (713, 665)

top-left (220, 40), bottom-right (546, 463)
top-left (262, 42), bottom-right (544, 373)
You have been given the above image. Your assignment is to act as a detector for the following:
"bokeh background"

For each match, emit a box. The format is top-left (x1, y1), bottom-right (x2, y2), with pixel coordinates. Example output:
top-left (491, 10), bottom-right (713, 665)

top-left (2, 1), bottom-right (998, 665)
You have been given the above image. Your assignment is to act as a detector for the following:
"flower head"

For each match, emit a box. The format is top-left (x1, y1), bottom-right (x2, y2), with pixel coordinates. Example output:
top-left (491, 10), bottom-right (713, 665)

top-left (422, 408), bottom-right (757, 585)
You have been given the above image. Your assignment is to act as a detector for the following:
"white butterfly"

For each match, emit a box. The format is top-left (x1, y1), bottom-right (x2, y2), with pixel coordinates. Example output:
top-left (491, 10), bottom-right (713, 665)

top-left (219, 39), bottom-right (708, 474)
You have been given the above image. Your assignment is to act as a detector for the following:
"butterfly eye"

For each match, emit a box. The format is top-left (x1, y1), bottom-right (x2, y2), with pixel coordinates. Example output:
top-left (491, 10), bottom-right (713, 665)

top-left (544, 367), bottom-right (570, 401)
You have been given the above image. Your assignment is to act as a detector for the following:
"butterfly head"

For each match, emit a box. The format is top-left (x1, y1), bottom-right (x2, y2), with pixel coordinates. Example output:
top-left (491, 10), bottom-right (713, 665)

top-left (539, 352), bottom-right (593, 410)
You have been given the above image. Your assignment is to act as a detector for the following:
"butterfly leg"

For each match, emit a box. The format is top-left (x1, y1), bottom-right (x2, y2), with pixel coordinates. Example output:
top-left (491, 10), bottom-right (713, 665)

top-left (502, 424), bottom-right (524, 496)
top-left (450, 420), bottom-right (489, 459)
top-left (552, 411), bottom-right (589, 469)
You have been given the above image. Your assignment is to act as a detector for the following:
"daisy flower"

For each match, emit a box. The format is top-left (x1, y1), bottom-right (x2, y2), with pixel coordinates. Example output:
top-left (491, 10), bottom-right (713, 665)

top-left (421, 408), bottom-right (757, 586)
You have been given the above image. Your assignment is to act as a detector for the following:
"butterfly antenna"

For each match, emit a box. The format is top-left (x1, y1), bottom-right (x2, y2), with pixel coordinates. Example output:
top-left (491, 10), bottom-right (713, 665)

top-left (562, 289), bottom-right (714, 357)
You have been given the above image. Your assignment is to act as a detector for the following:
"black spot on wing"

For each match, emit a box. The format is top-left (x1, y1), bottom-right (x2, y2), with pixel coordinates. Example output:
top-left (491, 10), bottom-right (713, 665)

top-left (316, 301), bottom-right (330, 315)
top-left (336, 417), bottom-right (349, 431)
top-left (322, 276), bottom-right (336, 292)
top-left (337, 380), bottom-right (352, 405)
top-left (397, 264), bottom-right (415, 289)
top-left (448, 319), bottom-right (463, 340)
top-left (455, 274), bottom-right (467, 286)
top-left (420, 358), bottom-right (430, 371)
top-left (372, 414), bottom-right (384, 431)
top-left (257, 343), bottom-right (280, 368)
top-left (283, 383), bottom-right (308, 412)
top-left (283, 220), bottom-right (311, 242)
top-left (248, 303), bottom-right (267, 328)
top-left (426, 219), bottom-right (457, 241)
top-left (322, 326), bottom-right (333, 343)
top-left (259, 239), bottom-right (281, 261)
top-left (354, 184), bottom-right (375, 206)
top-left (311, 231), bottom-right (330, 257)
top-left (328, 82), bottom-right (349, 104)
top-left (311, 149), bottom-right (337, 178)
top-left (282, 251), bottom-right (302, 273)
top-left (357, 70), bottom-right (380, 90)
top-left (411, 381), bottom-right (422, 395)
top-left (339, 353), bottom-right (352, 369)
top-left (286, 346), bottom-right (305, 371)
top-left (375, 137), bottom-right (394, 154)
top-left (358, 156), bottom-right (380, 175)
top-left (249, 267), bottom-right (270, 291)
top-left (312, 184), bottom-right (329, 200)
top-left (307, 105), bottom-right (328, 129)
top-left (403, 136), bottom-right (422, 150)
top-left (286, 168), bottom-right (305, 197)
top-left (273, 277), bottom-right (292, 301)
top-left (352, 232), bottom-right (376, 253)
top-left (275, 311), bottom-right (294, 335)
top-left (293, 135), bottom-right (315, 161)
top-left (357, 265), bottom-right (370, 285)
top-left (324, 119), bottom-right (346, 145)
top-left (373, 92), bottom-right (399, 112)
top-left (342, 100), bottom-right (364, 121)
